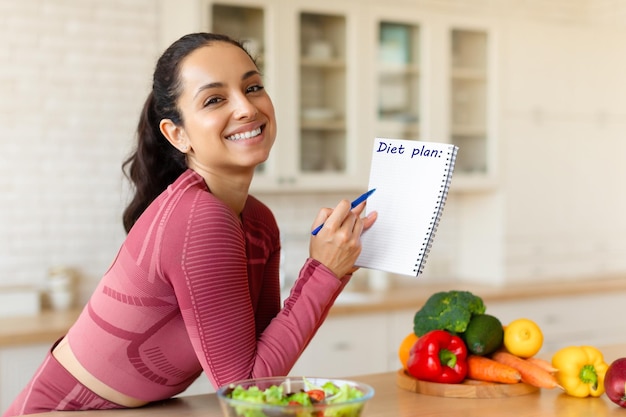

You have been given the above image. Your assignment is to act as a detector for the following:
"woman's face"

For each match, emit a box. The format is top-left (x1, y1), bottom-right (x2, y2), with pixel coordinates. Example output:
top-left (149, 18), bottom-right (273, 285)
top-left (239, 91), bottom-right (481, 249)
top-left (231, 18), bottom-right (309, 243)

top-left (168, 42), bottom-right (276, 177)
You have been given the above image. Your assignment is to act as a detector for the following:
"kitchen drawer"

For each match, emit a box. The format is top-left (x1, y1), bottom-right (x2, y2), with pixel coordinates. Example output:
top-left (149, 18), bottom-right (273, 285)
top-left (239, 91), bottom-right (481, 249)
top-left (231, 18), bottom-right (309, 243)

top-left (386, 309), bottom-right (416, 371)
top-left (487, 292), bottom-right (626, 353)
top-left (0, 344), bottom-right (50, 412)
top-left (290, 313), bottom-right (388, 377)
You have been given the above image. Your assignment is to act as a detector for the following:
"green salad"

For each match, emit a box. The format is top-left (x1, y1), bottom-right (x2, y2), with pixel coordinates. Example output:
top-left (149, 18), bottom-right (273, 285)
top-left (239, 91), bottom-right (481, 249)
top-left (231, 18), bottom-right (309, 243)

top-left (223, 378), bottom-right (366, 417)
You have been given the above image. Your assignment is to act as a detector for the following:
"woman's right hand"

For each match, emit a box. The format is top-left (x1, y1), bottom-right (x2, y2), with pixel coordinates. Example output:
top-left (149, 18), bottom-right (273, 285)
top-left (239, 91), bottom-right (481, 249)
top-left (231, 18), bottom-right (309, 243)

top-left (309, 199), bottom-right (377, 278)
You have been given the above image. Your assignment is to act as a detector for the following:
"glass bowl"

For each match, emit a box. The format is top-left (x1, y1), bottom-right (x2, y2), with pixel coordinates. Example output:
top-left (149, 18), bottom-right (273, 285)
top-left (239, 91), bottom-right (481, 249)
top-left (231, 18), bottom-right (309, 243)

top-left (216, 376), bottom-right (375, 417)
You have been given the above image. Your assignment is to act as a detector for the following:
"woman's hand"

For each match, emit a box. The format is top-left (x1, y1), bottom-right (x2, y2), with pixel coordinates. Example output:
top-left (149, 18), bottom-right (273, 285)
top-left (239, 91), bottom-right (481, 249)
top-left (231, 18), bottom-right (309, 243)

top-left (309, 199), bottom-right (377, 278)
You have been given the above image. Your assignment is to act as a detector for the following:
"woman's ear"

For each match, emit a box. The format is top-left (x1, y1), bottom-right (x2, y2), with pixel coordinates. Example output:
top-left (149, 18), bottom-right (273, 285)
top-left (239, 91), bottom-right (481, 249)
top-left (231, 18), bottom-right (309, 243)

top-left (160, 119), bottom-right (190, 153)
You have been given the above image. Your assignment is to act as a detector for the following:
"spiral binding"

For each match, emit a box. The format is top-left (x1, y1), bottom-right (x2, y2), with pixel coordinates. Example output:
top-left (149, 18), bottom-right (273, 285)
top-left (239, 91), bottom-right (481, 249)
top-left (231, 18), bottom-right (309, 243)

top-left (412, 145), bottom-right (458, 275)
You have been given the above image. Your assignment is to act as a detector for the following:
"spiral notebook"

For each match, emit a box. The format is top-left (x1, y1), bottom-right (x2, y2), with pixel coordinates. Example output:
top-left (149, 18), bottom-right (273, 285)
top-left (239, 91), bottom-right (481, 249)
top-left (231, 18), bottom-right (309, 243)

top-left (355, 138), bottom-right (458, 276)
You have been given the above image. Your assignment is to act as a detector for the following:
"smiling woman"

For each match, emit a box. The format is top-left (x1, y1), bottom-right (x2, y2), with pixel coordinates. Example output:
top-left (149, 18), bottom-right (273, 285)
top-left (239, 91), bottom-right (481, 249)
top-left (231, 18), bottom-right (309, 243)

top-left (2, 33), bottom-right (376, 417)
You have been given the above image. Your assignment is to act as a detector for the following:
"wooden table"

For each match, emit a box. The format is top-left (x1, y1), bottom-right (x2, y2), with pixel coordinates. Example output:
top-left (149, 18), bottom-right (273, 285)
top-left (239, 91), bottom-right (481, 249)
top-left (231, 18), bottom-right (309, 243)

top-left (27, 345), bottom-right (626, 417)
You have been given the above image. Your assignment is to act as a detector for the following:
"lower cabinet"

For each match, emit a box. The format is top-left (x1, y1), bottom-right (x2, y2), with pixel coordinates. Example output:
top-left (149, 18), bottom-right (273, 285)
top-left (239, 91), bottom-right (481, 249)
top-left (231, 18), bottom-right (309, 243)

top-left (4, 291), bottom-right (626, 408)
top-left (0, 343), bottom-right (215, 407)
top-left (0, 343), bottom-right (50, 413)
top-left (290, 291), bottom-right (626, 378)
top-left (487, 292), bottom-right (626, 355)
top-left (178, 375), bottom-right (215, 397)
top-left (289, 313), bottom-right (390, 378)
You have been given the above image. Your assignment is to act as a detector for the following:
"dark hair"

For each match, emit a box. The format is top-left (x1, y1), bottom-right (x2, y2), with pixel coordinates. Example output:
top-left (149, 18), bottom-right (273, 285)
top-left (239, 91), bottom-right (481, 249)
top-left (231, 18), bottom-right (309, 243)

top-left (121, 33), bottom-right (252, 233)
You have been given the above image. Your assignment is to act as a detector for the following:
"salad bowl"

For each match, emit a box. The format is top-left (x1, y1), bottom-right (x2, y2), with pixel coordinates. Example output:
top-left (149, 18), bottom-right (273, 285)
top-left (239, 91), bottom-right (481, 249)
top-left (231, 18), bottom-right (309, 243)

top-left (217, 376), bottom-right (374, 417)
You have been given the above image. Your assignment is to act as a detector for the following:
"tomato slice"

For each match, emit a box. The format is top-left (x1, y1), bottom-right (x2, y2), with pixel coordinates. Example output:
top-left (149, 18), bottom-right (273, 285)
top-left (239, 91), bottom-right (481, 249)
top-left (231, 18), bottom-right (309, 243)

top-left (306, 389), bottom-right (325, 403)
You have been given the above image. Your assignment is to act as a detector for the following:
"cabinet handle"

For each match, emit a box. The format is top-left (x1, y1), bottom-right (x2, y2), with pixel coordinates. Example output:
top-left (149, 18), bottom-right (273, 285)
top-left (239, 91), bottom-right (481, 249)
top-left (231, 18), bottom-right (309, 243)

top-left (276, 177), bottom-right (297, 185)
top-left (332, 342), bottom-right (352, 351)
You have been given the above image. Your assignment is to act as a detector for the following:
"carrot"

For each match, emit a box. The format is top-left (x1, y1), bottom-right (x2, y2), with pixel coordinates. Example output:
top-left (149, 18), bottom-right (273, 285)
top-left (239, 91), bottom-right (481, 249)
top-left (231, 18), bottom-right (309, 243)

top-left (526, 357), bottom-right (559, 374)
top-left (466, 355), bottom-right (521, 384)
top-left (491, 351), bottom-right (562, 389)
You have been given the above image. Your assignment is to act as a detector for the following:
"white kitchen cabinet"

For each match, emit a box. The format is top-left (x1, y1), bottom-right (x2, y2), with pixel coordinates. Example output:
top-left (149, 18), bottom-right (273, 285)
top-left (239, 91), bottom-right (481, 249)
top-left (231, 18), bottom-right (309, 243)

top-left (487, 292), bottom-right (626, 354)
top-left (177, 374), bottom-right (215, 397)
top-left (370, 7), bottom-right (424, 143)
top-left (375, 21), bottom-right (422, 141)
top-left (287, 290), bottom-right (626, 379)
top-left (386, 309), bottom-right (417, 371)
top-left (449, 29), bottom-right (489, 173)
top-left (0, 344), bottom-right (49, 412)
top-left (2, 291), bottom-right (624, 409)
top-left (0, 347), bottom-right (217, 407)
top-left (368, 6), bottom-right (497, 192)
top-left (446, 25), bottom-right (498, 191)
top-left (289, 313), bottom-right (388, 377)
top-left (0, 343), bottom-right (215, 408)
top-left (157, 0), bottom-right (497, 193)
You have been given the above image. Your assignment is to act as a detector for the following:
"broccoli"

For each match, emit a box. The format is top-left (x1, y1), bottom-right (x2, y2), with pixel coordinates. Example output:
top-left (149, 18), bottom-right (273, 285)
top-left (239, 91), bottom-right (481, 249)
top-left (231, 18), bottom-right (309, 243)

top-left (413, 290), bottom-right (486, 336)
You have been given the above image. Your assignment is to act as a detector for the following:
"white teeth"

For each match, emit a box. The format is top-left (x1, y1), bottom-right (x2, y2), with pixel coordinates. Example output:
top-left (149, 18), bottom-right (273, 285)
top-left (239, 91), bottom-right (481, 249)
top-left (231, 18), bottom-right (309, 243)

top-left (226, 127), bottom-right (262, 141)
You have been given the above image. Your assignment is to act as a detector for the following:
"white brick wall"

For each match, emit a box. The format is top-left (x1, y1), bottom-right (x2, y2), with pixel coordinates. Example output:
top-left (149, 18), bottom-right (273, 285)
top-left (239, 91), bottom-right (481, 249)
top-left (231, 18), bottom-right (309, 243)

top-left (0, 0), bottom-right (158, 298)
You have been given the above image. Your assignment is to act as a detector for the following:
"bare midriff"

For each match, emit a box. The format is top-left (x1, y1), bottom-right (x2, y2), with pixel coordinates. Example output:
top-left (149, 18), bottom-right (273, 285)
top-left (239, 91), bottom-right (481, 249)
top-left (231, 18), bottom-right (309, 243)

top-left (52, 336), bottom-right (148, 408)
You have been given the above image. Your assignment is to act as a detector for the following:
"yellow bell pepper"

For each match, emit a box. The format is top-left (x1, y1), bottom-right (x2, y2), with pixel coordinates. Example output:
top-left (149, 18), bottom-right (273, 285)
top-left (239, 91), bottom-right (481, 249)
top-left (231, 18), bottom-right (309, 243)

top-left (551, 345), bottom-right (608, 398)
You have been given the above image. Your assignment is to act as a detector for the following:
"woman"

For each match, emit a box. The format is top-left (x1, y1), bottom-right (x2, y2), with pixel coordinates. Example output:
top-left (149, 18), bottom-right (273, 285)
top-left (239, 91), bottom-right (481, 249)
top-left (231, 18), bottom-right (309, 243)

top-left (3, 33), bottom-right (376, 416)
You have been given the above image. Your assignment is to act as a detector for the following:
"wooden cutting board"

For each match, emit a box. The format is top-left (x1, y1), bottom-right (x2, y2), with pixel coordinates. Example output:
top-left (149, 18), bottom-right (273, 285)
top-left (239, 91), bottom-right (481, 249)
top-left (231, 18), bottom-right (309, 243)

top-left (396, 369), bottom-right (540, 398)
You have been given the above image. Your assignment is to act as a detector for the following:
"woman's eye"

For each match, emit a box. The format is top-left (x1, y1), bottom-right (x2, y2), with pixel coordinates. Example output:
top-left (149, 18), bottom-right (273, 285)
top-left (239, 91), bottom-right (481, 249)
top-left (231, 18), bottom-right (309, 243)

top-left (203, 96), bottom-right (223, 107)
top-left (247, 84), bottom-right (265, 94)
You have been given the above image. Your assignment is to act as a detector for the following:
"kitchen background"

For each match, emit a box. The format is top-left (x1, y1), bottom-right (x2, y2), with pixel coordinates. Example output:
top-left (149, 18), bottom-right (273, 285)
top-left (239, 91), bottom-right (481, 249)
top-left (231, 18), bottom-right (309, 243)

top-left (1, 0), bottom-right (626, 310)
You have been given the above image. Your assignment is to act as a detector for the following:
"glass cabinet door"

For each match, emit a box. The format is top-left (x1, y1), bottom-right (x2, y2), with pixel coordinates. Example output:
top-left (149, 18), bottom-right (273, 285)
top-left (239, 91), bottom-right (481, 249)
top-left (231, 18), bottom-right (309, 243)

top-left (449, 29), bottom-right (488, 175)
top-left (299, 12), bottom-right (347, 173)
top-left (210, 4), bottom-right (265, 68)
top-left (376, 21), bottom-right (421, 140)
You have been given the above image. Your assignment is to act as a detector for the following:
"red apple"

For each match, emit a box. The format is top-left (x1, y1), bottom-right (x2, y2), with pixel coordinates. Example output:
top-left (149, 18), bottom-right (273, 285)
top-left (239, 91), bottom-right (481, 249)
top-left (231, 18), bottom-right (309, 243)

top-left (605, 358), bottom-right (626, 407)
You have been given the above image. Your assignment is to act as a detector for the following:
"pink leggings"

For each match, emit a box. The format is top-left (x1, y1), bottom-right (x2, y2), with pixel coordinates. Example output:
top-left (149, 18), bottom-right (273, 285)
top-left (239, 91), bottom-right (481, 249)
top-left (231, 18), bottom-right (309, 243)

top-left (2, 340), bottom-right (125, 417)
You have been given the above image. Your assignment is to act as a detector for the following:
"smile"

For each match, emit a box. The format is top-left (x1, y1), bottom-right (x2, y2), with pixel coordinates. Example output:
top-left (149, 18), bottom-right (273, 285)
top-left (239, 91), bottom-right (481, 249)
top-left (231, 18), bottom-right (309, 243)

top-left (225, 127), bottom-right (262, 141)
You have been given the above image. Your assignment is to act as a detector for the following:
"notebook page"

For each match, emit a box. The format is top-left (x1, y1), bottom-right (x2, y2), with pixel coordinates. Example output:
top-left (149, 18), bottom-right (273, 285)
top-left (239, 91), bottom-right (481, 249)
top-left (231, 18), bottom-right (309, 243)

top-left (356, 138), bottom-right (457, 276)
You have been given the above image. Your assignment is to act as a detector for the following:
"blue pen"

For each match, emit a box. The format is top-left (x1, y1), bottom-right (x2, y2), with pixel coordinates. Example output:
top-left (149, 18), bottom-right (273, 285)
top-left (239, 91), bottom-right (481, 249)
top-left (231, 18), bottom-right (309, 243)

top-left (311, 188), bottom-right (376, 236)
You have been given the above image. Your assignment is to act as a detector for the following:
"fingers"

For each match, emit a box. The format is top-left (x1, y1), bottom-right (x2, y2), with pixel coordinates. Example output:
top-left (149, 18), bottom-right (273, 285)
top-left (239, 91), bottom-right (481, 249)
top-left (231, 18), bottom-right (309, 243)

top-left (310, 200), bottom-right (352, 235)
top-left (362, 210), bottom-right (377, 231)
top-left (311, 200), bottom-right (377, 236)
top-left (351, 199), bottom-right (367, 216)
top-left (311, 207), bottom-right (334, 231)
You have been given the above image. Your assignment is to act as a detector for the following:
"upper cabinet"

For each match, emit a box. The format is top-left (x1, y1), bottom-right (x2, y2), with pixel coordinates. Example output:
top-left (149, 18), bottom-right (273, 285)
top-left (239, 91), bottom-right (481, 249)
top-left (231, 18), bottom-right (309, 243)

top-left (197, 1), bottom-right (497, 192)
top-left (299, 12), bottom-right (348, 174)
top-left (210, 4), bottom-right (266, 69)
top-left (369, 9), bottom-right (496, 191)
top-left (448, 27), bottom-right (494, 187)
top-left (375, 21), bottom-right (422, 141)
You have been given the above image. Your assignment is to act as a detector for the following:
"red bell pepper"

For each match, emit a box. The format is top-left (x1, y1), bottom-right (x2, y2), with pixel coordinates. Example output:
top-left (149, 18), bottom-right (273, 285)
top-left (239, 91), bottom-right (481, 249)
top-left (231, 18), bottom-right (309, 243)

top-left (407, 329), bottom-right (468, 384)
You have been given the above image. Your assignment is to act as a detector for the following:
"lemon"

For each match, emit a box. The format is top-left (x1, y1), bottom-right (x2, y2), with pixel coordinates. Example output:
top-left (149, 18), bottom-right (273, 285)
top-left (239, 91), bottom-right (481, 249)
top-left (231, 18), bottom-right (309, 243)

top-left (503, 318), bottom-right (543, 358)
top-left (462, 314), bottom-right (504, 356)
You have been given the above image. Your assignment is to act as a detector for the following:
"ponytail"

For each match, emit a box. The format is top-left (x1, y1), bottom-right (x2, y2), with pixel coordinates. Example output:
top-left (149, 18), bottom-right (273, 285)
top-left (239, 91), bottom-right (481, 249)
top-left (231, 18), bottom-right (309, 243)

top-left (121, 92), bottom-right (186, 233)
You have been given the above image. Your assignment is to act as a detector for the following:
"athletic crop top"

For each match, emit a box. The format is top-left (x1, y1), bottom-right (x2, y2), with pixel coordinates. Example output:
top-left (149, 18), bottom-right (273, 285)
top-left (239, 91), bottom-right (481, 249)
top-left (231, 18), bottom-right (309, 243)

top-left (66, 169), bottom-right (347, 401)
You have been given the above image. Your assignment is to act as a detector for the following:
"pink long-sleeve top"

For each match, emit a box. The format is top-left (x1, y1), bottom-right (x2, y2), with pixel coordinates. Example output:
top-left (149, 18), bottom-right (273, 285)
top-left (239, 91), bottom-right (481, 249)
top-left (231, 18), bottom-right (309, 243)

top-left (66, 169), bottom-right (347, 401)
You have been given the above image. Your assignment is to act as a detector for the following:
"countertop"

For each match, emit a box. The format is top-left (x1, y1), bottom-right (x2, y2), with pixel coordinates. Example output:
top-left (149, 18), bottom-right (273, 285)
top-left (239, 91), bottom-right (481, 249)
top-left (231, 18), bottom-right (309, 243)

top-left (27, 343), bottom-right (626, 417)
top-left (3, 275), bottom-right (626, 347)
top-left (0, 308), bottom-right (80, 347)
